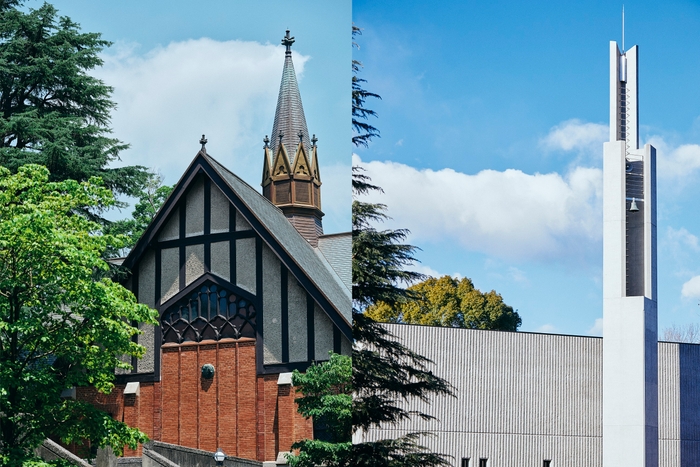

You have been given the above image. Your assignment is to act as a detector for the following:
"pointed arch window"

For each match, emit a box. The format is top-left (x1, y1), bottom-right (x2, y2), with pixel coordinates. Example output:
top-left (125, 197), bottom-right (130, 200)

top-left (161, 282), bottom-right (256, 344)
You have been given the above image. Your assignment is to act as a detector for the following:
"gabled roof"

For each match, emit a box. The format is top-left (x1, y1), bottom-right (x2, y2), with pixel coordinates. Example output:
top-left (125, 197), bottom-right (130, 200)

top-left (123, 150), bottom-right (351, 339)
top-left (316, 233), bottom-right (351, 292)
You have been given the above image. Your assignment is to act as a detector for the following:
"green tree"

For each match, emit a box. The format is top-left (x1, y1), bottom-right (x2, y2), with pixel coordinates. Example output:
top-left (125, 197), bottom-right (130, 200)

top-left (0, 1), bottom-right (150, 211)
top-left (287, 353), bottom-right (352, 467)
top-left (366, 275), bottom-right (522, 331)
top-left (105, 172), bottom-right (173, 257)
top-left (352, 25), bottom-right (452, 467)
top-left (352, 25), bottom-right (380, 149)
top-left (0, 165), bottom-right (158, 466)
top-left (352, 172), bottom-right (452, 467)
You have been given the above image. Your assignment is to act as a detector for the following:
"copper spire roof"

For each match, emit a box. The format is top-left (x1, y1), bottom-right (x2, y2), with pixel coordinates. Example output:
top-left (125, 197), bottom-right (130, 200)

top-left (270, 30), bottom-right (311, 161)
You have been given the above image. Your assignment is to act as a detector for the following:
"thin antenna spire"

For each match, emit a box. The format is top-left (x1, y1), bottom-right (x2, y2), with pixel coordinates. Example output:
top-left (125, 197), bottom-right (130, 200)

top-left (622, 5), bottom-right (625, 52)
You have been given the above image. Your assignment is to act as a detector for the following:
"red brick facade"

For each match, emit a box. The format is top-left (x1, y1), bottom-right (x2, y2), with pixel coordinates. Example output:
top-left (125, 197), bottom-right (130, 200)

top-left (78, 338), bottom-right (313, 461)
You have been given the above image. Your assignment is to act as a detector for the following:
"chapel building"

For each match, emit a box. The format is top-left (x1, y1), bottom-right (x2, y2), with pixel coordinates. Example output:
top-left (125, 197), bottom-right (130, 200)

top-left (76, 31), bottom-right (351, 462)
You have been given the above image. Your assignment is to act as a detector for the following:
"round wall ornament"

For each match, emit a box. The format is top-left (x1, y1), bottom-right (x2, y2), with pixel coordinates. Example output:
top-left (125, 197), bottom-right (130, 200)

top-left (201, 363), bottom-right (215, 379)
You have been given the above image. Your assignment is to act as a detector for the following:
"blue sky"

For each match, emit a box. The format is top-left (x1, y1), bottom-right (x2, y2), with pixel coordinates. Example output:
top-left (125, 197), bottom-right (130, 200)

top-left (32, 0), bottom-right (351, 234)
top-left (353, 0), bottom-right (700, 336)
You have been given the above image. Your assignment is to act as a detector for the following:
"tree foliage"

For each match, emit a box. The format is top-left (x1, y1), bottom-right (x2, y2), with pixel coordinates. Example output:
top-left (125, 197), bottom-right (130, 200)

top-left (351, 26), bottom-right (452, 463)
top-left (105, 172), bottom-right (173, 257)
top-left (0, 165), bottom-right (158, 466)
top-left (352, 166), bottom-right (424, 309)
top-left (662, 323), bottom-right (700, 343)
top-left (0, 1), bottom-right (150, 206)
top-left (287, 353), bottom-right (352, 467)
top-left (366, 275), bottom-right (522, 331)
top-left (352, 171), bottom-right (452, 467)
top-left (352, 25), bottom-right (380, 148)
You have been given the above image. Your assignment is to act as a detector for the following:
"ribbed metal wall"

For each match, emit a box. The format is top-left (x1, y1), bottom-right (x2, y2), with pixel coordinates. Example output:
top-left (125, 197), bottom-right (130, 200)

top-left (358, 325), bottom-right (700, 467)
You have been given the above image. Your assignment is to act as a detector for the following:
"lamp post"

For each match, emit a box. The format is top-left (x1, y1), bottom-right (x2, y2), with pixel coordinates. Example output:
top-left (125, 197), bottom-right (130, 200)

top-left (213, 448), bottom-right (225, 466)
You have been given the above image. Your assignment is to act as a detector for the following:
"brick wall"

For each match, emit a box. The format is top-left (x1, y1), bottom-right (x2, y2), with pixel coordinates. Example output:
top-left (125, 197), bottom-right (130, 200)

top-left (77, 381), bottom-right (162, 457)
top-left (158, 338), bottom-right (312, 461)
top-left (77, 338), bottom-right (313, 462)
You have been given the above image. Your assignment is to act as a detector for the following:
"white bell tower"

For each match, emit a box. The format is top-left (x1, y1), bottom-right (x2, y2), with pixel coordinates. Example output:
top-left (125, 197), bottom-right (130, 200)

top-left (602, 40), bottom-right (658, 466)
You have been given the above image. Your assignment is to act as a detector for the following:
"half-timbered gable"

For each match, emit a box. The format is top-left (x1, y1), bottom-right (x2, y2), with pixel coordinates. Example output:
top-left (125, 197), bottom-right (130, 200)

top-left (75, 30), bottom-right (349, 463)
top-left (120, 148), bottom-right (350, 380)
top-left (95, 146), bottom-right (350, 460)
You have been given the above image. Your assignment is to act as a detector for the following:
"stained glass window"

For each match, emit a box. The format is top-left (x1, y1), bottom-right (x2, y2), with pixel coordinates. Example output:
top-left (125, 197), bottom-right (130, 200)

top-left (161, 282), bottom-right (256, 344)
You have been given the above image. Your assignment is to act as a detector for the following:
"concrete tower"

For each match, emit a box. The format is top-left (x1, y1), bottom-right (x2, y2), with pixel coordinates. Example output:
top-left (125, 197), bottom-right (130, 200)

top-left (602, 41), bottom-right (658, 466)
top-left (262, 30), bottom-right (323, 246)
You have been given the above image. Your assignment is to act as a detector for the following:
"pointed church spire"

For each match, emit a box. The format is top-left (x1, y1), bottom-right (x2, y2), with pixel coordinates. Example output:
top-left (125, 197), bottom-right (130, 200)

top-left (270, 30), bottom-right (311, 160)
top-left (262, 31), bottom-right (324, 246)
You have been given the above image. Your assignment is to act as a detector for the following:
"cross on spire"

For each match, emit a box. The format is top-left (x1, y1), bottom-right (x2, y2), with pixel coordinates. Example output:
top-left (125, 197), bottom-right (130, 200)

top-left (281, 30), bottom-right (295, 55)
top-left (200, 134), bottom-right (207, 151)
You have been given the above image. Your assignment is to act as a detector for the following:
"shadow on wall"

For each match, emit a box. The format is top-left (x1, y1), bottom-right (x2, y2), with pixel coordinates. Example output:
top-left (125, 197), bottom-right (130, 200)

top-left (679, 344), bottom-right (700, 464)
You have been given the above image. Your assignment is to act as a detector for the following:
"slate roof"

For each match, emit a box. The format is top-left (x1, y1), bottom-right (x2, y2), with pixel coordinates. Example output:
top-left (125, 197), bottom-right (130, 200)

top-left (122, 149), bottom-right (352, 337)
top-left (270, 39), bottom-right (311, 161)
top-left (316, 233), bottom-right (351, 292)
top-left (203, 154), bottom-right (351, 324)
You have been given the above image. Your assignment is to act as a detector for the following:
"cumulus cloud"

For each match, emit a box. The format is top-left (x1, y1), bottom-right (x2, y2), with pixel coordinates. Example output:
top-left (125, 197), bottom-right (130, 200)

top-left (540, 119), bottom-right (608, 158)
top-left (587, 318), bottom-right (603, 336)
top-left (667, 227), bottom-right (700, 252)
top-left (508, 267), bottom-right (528, 284)
top-left (411, 264), bottom-right (442, 280)
top-left (645, 135), bottom-right (700, 181)
top-left (92, 38), bottom-right (351, 233)
top-left (540, 120), bottom-right (700, 184)
top-left (354, 155), bottom-right (602, 263)
top-left (535, 324), bottom-right (557, 333)
top-left (94, 39), bottom-right (308, 187)
top-left (682, 276), bottom-right (700, 299)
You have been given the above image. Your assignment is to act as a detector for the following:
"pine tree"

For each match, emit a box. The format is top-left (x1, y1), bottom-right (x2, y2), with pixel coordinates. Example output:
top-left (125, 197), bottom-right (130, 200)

top-left (105, 172), bottom-right (173, 257)
top-left (352, 25), bottom-right (380, 149)
top-left (352, 25), bottom-right (453, 467)
top-left (0, 1), bottom-right (150, 211)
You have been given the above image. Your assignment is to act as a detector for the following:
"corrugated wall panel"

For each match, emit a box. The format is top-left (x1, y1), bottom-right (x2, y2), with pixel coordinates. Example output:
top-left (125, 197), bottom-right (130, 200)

top-left (362, 429), bottom-right (602, 467)
top-left (359, 324), bottom-right (700, 465)
top-left (385, 325), bottom-right (602, 439)
top-left (659, 343), bottom-right (680, 440)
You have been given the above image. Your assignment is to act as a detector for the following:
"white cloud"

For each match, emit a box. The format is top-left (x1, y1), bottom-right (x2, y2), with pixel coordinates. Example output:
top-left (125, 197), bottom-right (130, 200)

top-left (682, 276), bottom-right (700, 299)
top-left (411, 264), bottom-right (442, 280)
top-left (587, 318), bottom-right (603, 336)
top-left (353, 155), bottom-right (602, 263)
top-left (645, 136), bottom-right (700, 181)
top-left (508, 267), bottom-right (528, 284)
top-left (94, 39), bottom-right (308, 187)
top-left (536, 324), bottom-right (557, 333)
top-left (540, 119), bottom-right (608, 155)
top-left (541, 120), bottom-right (700, 184)
top-left (667, 227), bottom-right (700, 252)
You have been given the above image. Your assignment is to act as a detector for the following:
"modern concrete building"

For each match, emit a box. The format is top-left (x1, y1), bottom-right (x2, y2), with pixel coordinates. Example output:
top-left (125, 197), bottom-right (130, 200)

top-left (602, 40), bottom-right (658, 467)
top-left (360, 39), bottom-right (700, 467)
top-left (366, 324), bottom-right (700, 467)
top-left (74, 31), bottom-right (351, 462)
